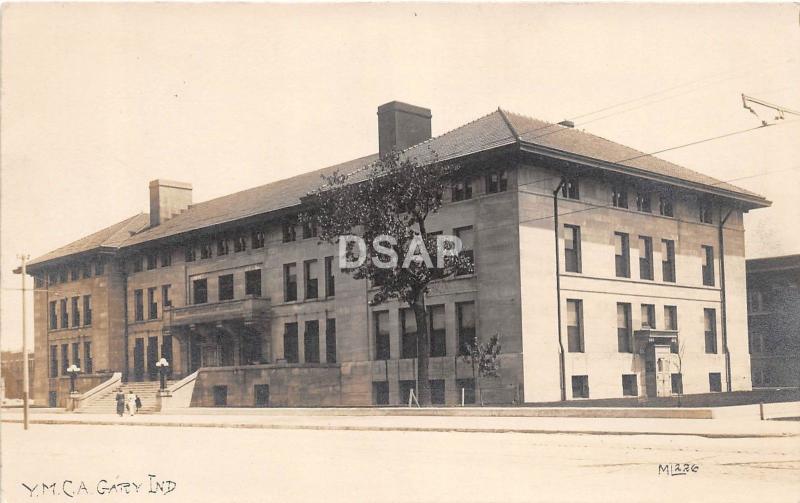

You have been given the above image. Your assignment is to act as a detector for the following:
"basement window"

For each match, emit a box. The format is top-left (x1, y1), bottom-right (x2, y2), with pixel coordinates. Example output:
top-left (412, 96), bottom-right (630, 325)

top-left (622, 374), bottom-right (638, 396)
top-left (571, 375), bottom-right (589, 399)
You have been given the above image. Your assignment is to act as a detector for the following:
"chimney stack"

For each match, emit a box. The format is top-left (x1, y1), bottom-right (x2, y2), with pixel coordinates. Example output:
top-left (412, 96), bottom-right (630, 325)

top-left (377, 101), bottom-right (432, 157)
top-left (149, 179), bottom-right (192, 227)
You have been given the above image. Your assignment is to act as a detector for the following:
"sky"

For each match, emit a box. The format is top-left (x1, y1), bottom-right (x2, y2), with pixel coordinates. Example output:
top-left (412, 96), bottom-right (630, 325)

top-left (2, 3), bottom-right (799, 351)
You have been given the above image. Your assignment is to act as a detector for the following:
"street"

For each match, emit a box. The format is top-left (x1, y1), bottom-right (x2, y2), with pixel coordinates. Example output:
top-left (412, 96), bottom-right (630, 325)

top-left (2, 422), bottom-right (798, 502)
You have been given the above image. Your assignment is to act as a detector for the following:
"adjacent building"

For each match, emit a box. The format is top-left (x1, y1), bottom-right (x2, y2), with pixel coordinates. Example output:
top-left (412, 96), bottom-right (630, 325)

top-left (747, 255), bottom-right (800, 387)
top-left (0, 351), bottom-right (35, 401)
top-left (26, 101), bottom-right (770, 408)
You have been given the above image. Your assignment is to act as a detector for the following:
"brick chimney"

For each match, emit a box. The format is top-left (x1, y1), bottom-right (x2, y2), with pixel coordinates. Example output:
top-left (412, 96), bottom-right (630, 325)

top-left (377, 101), bottom-right (432, 157)
top-left (149, 179), bottom-right (192, 227)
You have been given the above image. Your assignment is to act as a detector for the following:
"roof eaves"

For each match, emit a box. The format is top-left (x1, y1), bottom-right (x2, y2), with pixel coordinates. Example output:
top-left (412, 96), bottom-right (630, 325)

top-left (519, 141), bottom-right (771, 208)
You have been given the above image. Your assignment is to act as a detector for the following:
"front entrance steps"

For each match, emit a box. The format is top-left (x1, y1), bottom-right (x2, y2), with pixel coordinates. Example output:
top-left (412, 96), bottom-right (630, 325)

top-left (76, 381), bottom-right (174, 414)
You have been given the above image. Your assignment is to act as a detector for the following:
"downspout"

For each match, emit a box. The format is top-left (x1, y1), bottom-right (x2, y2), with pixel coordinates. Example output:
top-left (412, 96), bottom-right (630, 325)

top-left (553, 178), bottom-right (567, 401)
top-left (718, 208), bottom-right (734, 392)
top-left (122, 268), bottom-right (130, 383)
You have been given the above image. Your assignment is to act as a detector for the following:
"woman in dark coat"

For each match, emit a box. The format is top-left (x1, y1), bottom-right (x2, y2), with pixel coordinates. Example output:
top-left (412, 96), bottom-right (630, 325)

top-left (115, 388), bottom-right (125, 416)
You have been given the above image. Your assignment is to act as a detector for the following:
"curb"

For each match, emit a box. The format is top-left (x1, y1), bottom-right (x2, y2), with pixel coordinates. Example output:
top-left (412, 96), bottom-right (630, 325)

top-left (2, 418), bottom-right (795, 439)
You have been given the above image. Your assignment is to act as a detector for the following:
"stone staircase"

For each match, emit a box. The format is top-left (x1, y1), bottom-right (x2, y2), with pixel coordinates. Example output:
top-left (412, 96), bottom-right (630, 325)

top-left (77, 380), bottom-right (174, 414)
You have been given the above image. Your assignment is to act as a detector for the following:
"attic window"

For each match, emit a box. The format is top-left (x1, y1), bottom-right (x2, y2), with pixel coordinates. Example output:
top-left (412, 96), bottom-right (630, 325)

top-left (699, 198), bottom-right (713, 224)
top-left (561, 178), bottom-right (579, 200)
top-left (217, 238), bottom-right (230, 256)
top-left (282, 221), bottom-right (297, 243)
top-left (635, 192), bottom-right (651, 213)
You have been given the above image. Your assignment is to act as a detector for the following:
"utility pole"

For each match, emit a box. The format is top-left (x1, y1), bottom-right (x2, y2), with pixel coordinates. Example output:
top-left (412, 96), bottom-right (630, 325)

top-left (17, 253), bottom-right (30, 430)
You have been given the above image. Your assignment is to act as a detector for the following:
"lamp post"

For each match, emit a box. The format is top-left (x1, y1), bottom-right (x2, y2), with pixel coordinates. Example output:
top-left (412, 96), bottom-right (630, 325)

top-left (66, 364), bottom-right (81, 394)
top-left (156, 358), bottom-right (169, 391)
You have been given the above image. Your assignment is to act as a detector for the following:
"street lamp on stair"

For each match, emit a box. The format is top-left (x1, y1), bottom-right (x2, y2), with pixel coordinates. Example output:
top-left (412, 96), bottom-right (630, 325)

top-left (66, 364), bottom-right (81, 394)
top-left (156, 358), bottom-right (169, 391)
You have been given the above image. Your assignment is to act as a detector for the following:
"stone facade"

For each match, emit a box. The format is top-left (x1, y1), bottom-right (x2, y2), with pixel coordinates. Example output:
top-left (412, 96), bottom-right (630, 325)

top-left (26, 102), bottom-right (768, 407)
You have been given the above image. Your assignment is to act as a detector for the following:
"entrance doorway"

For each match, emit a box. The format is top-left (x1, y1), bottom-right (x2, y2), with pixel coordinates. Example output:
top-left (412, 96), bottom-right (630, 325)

top-left (147, 336), bottom-right (159, 381)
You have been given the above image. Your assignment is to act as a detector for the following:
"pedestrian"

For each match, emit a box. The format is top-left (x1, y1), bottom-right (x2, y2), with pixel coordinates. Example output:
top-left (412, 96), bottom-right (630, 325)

top-left (135, 394), bottom-right (142, 413)
top-left (115, 388), bottom-right (125, 417)
top-left (125, 389), bottom-right (137, 417)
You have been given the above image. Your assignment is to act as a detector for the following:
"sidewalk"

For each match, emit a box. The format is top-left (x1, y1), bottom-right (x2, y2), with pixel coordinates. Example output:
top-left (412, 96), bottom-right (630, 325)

top-left (2, 409), bottom-right (798, 438)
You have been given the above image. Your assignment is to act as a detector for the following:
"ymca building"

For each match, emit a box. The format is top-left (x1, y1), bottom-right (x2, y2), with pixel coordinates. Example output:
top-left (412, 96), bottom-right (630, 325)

top-left (26, 101), bottom-right (769, 408)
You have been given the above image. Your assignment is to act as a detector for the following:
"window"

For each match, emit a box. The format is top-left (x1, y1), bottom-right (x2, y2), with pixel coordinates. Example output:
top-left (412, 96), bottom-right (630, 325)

top-left (48, 272), bottom-right (57, 285)
top-left (635, 192), bottom-right (651, 213)
top-left (133, 257), bottom-right (143, 273)
top-left (304, 259), bottom-right (318, 299)
top-left (457, 302), bottom-right (476, 356)
top-left (302, 221), bottom-right (318, 239)
top-left (72, 342), bottom-right (80, 368)
top-left (61, 343), bottom-right (69, 375)
top-left (217, 238), bottom-right (229, 256)
top-left (571, 375), bottom-right (589, 398)
top-left (147, 287), bottom-right (158, 319)
top-left (430, 380), bottom-right (445, 405)
top-left (617, 303), bottom-right (632, 353)
top-left (661, 239), bottom-right (676, 283)
top-left (162, 285), bottom-right (171, 308)
top-left (254, 384), bottom-right (270, 407)
top-left (455, 226), bottom-right (475, 275)
top-left (614, 232), bottom-right (630, 278)
top-left (200, 243), bottom-right (212, 260)
top-left (82, 263), bottom-right (92, 279)
top-left (326, 318), bottom-right (337, 363)
top-left (49, 301), bottom-right (57, 330)
top-left (284, 323), bottom-right (299, 363)
top-left (567, 299), bottom-right (584, 352)
top-left (146, 253), bottom-right (157, 270)
top-left (452, 179), bottom-right (472, 201)
top-left (282, 221), bottom-right (297, 243)
top-left (612, 185), bottom-right (628, 208)
top-left (709, 372), bottom-right (722, 392)
top-left (251, 230), bottom-right (265, 249)
top-left (456, 378), bottom-right (476, 404)
top-left (83, 295), bottom-right (92, 326)
top-left (160, 249), bottom-right (172, 267)
top-left (95, 260), bottom-right (105, 276)
top-left (185, 246), bottom-right (196, 262)
top-left (704, 308), bottom-right (717, 354)
top-left (284, 263), bottom-right (297, 302)
top-left (702, 245), bottom-right (715, 286)
top-left (245, 270), bottom-right (261, 297)
top-left (304, 320), bottom-right (320, 363)
top-left (324, 256), bottom-right (335, 297)
top-left (671, 373), bottom-right (683, 394)
top-left (234, 235), bottom-right (247, 253)
top-left (429, 305), bottom-right (446, 357)
top-left (664, 306), bottom-right (678, 331)
top-left (375, 311), bottom-right (390, 360)
top-left (400, 309), bottom-right (417, 359)
top-left (58, 269), bottom-right (67, 283)
top-left (658, 195), bottom-right (674, 217)
top-left (50, 345), bottom-right (58, 377)
top-left (622, 374), bottom-right (638, 396)
top-left (399, 380), bottom-right (417, 404)
top-left (60, 299), bottom-right (69, 328)
top-left (71, 297), bottom-right (80, 327)
top-left (134, 290), bottom-right (144, 320)
top-left (70, 267), bottom-right (79, 281)
top-left (212, 385), bottom-right (228, 406)
top-left (218, 274), bottom-right (234, 301)
top-left (641, 304), bottom-right (656, 329)
top-left (35, 276), bottom-right (44, 288)
top-left (699, 198), bottom-right (713, 224)
top-left (561, 178), bottom-right (579, 199)
top-left (639, 236), bottom-right (653, 280)
top-left (193, 279), bottom-right (208, 305)
top-left (373, 381), bottom-right (390, 405)
top-left (564, 225), bottom-right (581, 273)
top-left (486, 171), bottom-right (508, 193)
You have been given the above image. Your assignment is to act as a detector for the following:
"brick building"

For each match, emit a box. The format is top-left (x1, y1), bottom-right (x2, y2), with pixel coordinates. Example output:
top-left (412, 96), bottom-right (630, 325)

top-left (1, 351), bottom-right (34, 401)
top-left (746, 255), bottom-right (800, 387)
top-left (26, 101), bottom-right (769, 407)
